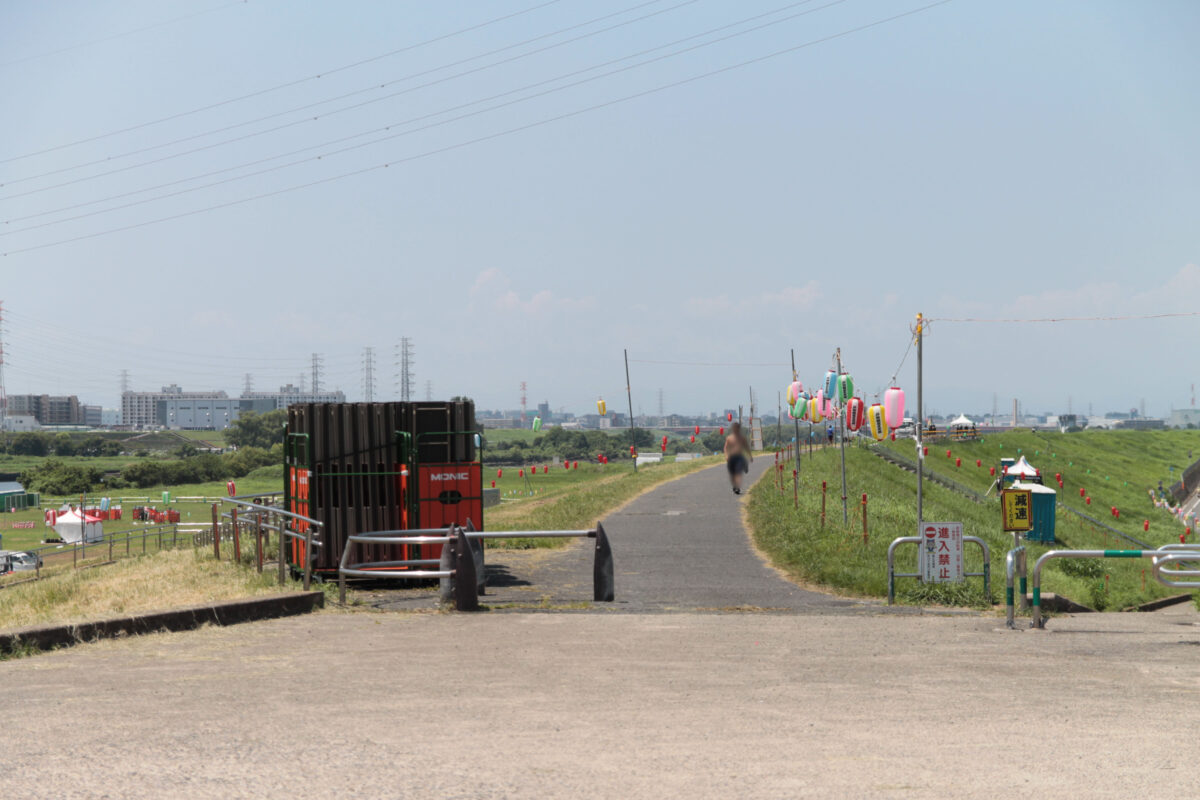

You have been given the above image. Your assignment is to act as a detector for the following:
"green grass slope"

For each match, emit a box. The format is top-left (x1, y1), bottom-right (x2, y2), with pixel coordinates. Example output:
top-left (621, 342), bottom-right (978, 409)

top-left (750, 433), bottom-right (1200, 612)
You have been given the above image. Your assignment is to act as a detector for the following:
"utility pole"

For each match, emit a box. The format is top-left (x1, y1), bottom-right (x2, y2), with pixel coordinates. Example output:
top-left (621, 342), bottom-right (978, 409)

top-left (624, 349), bottom-right (637, 472)
top-left (915, 313), bottom-right (925, 526)
top-left (835, 348), bottom-right (848, 525)
top-left (790, 350), bottom-right (801, 480)
top-left (0, 301), bottom-right (6, 430)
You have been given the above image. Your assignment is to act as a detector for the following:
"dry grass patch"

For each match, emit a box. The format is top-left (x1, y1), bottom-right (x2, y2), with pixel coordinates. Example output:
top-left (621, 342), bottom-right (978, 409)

top-left (0, 549), bottom-right (294, 632)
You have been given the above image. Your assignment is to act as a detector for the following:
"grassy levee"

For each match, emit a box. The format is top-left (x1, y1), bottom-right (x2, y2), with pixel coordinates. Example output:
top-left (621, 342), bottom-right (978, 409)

top-left (486, 457), bottom-right (719, 547)
top-left (750, 435), bottom-right (1200, 611)
top-left (878, 429), bottom-right (1200, 544)
top-left (0, 548), bottom-right (303, 639)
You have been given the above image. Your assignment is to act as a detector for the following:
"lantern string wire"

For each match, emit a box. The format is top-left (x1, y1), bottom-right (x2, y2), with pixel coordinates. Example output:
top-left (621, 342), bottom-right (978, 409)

top-left (869, 334), bottom-right (914, 400)
top-left (928, 312), bottom-right (1200, 323)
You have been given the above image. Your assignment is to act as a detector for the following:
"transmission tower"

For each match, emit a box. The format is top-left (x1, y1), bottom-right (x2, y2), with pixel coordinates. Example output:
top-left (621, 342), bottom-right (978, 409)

top-left (424, 380), bottom-right (433, 401)
top-left (395, 338), bottom-right (414, 401)
top-left (310, 353), bottom-right (324, 396)
top-left (120, 369), bottom-right (131, 395)
top-left (298, 373), bottom-right (308, 393)
top-left (0, 301), bottom-right (7, 424)
top-left (243, 373), bottom-right (254, 395)
top-left (520, 381), bottom-right (528, 423)
top-left (362, 347), bottom-right (376, 402)
top-left (657, 388), bottom-right (664, 417)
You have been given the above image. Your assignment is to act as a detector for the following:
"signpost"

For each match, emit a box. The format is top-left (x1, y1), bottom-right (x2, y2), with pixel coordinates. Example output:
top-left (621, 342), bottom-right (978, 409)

top-left (920, 521), bottom-right (964, 583)
top-left (1000, 487), bottom-right (1033, 549)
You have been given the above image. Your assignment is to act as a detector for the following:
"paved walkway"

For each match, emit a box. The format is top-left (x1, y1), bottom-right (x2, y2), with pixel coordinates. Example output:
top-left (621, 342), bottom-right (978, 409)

top-left (371, 457), bottom-right (870, 613)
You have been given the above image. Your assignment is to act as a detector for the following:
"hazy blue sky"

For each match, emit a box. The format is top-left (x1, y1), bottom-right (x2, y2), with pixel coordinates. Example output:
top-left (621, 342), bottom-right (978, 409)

top-left (2, 0), bottom-right (1197, 419)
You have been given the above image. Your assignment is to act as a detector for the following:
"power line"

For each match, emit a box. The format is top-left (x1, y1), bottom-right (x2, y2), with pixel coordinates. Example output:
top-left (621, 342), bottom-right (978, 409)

top-left (3, 0), bottom-right (818, 232)
top-left (2, 0), bottom-right (955, 257)
top-left (930, 312), bottom-right (1200, 323)
top-left (631, 359), bottom-right (790, 367)
top-left (0, 0), bottom-right (682, 194)
top-left (0, 0), bottom-right (565, 165)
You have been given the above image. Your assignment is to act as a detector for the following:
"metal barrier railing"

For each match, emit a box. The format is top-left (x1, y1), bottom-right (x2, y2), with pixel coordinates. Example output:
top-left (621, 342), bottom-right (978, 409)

top-left (886, 535), bottom-right (992, 605)
top-left (1029, 547), bottom-right (1200, 628)
top-left (337, 523), bottom-right (615, 610)
top-left (221, 497), bottom-right (324, 590)
top-left (1005, 546), bottom-right (1028, 628)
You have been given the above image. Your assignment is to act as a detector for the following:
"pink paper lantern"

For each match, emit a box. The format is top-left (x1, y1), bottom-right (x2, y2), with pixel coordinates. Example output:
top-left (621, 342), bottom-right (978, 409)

top-left (883, 387), bottom-right (905, 429)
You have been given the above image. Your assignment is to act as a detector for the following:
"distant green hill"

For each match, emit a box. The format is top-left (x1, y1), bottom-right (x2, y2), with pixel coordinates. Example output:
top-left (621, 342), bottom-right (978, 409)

top-left (749, 430), bottom-right (1200, 612)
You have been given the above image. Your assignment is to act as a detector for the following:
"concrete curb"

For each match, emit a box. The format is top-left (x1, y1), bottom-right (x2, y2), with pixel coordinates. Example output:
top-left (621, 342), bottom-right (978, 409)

top-left (1127, 593), bottom-right (1196, 613)
top-left (0, 591), bottom-right (325, 656)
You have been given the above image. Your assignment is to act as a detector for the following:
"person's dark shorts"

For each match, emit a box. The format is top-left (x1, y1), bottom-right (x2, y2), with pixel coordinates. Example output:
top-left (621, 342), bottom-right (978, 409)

top-left (726, 454), bottom-right (748, 475)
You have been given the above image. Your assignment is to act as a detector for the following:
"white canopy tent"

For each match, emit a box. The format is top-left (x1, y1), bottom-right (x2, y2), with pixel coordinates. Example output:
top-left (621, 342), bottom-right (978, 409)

top-left (949, 414), bottom-right (975, 429)
top-left (1004, 456), bottom-right (1040, 479)
top-left (53, 508), bottom-right (103, 544)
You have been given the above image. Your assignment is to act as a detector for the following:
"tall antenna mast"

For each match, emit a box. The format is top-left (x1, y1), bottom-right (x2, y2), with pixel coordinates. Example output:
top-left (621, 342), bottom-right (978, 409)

top-left (520, 381), bottom-right (528, 423)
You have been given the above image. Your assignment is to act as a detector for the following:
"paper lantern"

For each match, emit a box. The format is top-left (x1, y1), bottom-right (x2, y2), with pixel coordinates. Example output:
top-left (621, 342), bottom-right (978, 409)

top-left (518, 469), bottom-right (524, 478)
top-left (837, 373), bottom-right (854, 403)
top-left (226, 481), bottom-right (236, 497)
top-left (1080, 487), bottom-right (1085, 497)
top-left (883, 387), bottom-right (905, 428)
top-left (1085, 496), bottom-right (1091, 505)
top-left (497, 468), bottom-right (503, 478)
top-left (823, 370), bottom-right (838, 400)
top-left (1055, 473), bottom-right (1061, 483)
top-left (564, 461), bottom-right (570, 469)
top-left (976, 459), bottom-right (982, 467)
top-left (867, 404), bottom-right (888, 441)
top-left (694, 425), bottom-right (700, 435)
top-left (955, 458), bottom-right (961, 467)
top-left (491, 481), bottom-right (496, 488)
top-left (807, 396), bottom-right (821, 423)
top-left (532, 416), bottom-right (542, 431)
top-left (787, 381), bottom-right (802, 406)
top-left (1143, 520), bottom-right (1150, 532)
top-left (544, 465), bottom-right (549, 474)
top-left (989, 467), bottom-right (996, 476)
top-left (573, 461), bottom-right (578, 469)
top-left (597, 398), bottom-right (607, 416)
top-left (946, 449), bottom-right (952, 458)
top-left (719, 426), bottom-right (725, 436)
top-left (845, 397), bottom-right (865, 431)
top-left (690, 435), bottom-right (695, 443)
top-left (727, 412), bottom-right (733, 421)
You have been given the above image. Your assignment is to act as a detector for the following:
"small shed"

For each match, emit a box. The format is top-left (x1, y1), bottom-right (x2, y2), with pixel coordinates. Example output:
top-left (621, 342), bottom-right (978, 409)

top-left (0, 481), bottom-right (40, 512)
top-left (1011, 480), bottom-right (1057, 543)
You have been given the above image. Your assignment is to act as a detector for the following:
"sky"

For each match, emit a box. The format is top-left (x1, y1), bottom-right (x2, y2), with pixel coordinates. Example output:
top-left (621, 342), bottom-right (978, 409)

top-left (1, 0), bottom-right (1197, 420)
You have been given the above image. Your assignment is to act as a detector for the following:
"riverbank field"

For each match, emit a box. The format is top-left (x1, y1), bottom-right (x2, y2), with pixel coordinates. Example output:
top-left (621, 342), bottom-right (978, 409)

top-left (750, 430), bottom-right (1200, 611)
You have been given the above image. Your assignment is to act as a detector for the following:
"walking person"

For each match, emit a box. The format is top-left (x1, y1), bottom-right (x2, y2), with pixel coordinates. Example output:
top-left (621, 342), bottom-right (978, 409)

top-left (724, 422), bottom-right (753, 495)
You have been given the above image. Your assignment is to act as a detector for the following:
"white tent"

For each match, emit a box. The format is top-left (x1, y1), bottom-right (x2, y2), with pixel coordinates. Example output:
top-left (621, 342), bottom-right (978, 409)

top-left (949, 414), bottom-right (975, 429)
top-left (1004, 456), bottom-right (1040, 479)
top-left (53, 508), bottom-right (103, 544)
